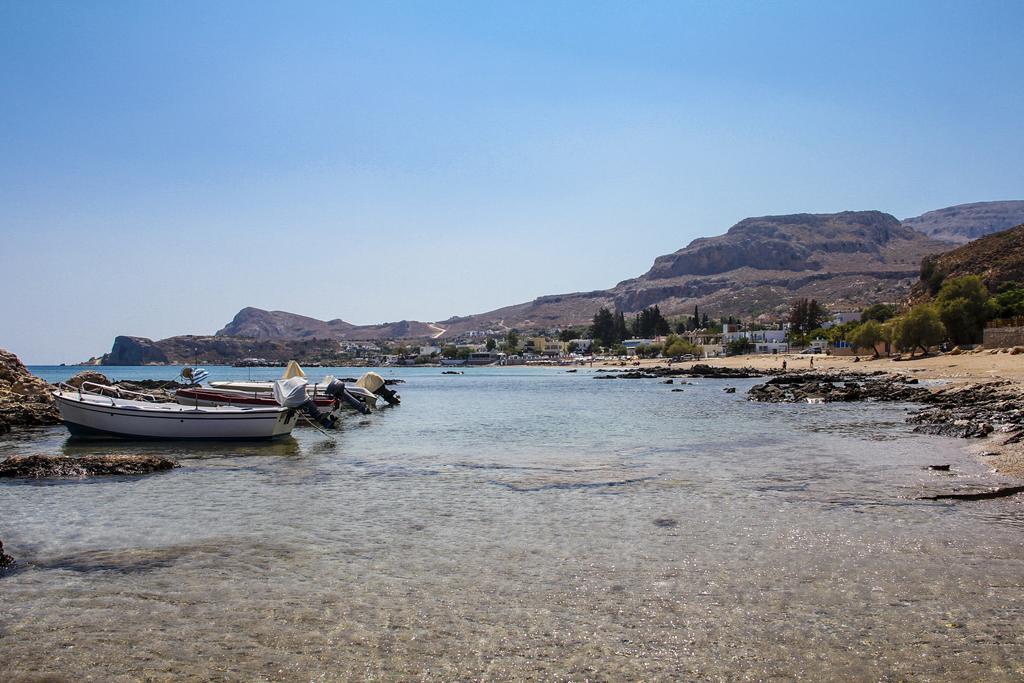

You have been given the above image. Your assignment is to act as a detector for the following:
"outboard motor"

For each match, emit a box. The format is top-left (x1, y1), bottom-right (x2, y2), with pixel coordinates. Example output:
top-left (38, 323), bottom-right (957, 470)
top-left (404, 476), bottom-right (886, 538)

top-left (323, 378), bottom-right (371, 415)
top-left (356, 372), bottom-right (401, 406)
top-left (273, 376), bottom-right (342, 428)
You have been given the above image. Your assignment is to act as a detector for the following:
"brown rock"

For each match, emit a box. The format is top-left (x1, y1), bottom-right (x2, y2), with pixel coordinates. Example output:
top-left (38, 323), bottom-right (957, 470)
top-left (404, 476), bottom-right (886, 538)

top-left (65, 371), bottom-right (111, 388)
top-left (0, 348), bottom-right (61, 430)
top-left (0, 454), bottom-right (179, 478)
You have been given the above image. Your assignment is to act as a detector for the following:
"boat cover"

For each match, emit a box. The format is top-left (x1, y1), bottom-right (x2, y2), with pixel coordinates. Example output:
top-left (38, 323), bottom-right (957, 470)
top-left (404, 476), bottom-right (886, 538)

top-left (282, 360), bottom-right (306, 380)
top-left (273, 377), bottom-right (309, 407)
top-left (356, 372), bottom-right (386, 393)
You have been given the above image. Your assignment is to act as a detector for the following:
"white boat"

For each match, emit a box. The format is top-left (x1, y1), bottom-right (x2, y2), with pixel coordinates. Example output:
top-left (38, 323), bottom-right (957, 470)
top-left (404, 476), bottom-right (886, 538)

top-left (174, 383), bottom-right (379, 412)
top-left (207, 365), bottom-right (399, 409)
top-left (53, 382), bottom-right (299, 440)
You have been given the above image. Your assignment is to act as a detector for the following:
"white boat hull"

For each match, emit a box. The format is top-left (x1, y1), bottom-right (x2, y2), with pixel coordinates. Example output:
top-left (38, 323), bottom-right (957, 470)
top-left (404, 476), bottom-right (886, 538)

top-left (54, 391), bottom-right (298, 440)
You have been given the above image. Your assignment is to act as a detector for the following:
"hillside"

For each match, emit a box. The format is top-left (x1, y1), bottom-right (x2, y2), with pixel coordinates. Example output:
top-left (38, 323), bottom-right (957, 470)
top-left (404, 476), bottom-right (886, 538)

top-left (438, 211), bottom-right (949, 335)
top-left (903, 200), bottom-right (1024, 244)
top-left (217, 308), bottom-right (355, 339)
top-left (100, 335), bottom-right (355, 366)
top-left (913, 224), bottom-right (1024, 299)
top-left (217, 307), bottom-right (438, 341)
top-left (94, 207), bottom-right (975, 362)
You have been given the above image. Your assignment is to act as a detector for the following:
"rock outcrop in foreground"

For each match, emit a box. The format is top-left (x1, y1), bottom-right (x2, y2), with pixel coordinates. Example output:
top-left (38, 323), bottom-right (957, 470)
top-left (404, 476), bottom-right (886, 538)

top-left (0, 348), bottom-right (60, 432)
top-left (0, 454), bottom-right (179, 478)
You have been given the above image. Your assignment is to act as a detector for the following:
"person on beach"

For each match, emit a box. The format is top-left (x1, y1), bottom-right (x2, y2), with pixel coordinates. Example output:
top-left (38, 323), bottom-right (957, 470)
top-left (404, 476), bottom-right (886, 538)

top-left (810, 356), bottom-right (814, 368)
top-left (782, 359), bottom-right (787, 371)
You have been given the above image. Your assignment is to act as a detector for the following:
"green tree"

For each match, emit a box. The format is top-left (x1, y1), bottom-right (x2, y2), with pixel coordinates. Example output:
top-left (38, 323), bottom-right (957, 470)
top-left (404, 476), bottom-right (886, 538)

top-left (727, 338), bottom-right (753, 356)
top-left (891, 305), bottom-right (945, 357)
top-left (566, 341), bottom-right (579, 354)
top-left (456, 347), bottom-right (472, 360)
top-left (631, 305), bottom-right (670, 337)
top-left (920, 255), bottom-right (945, 295)
top-left (990, 282), bottom-right (1024, 319)
top-left (935, 275), bottom-right (995, 344)
top-left (614, 310), bottom-right (629, 342)
top-left (558, 328), bottom-right (576, 342)
top-left (505, 329), bottom-right (520, 352)
top-left (861, 303), bottom-right (897, 323)
top-left (441, 344), bottom-right (458, 359)
top-left (589, 308), bottom-right (616, 346)
top-left (663, 334), bottom-right (702, 358)
top-left (788, 298), bottom-right (827, 335)
top-left (848, 320), bottom-right (884, 355)
top-left (485, 337), bottom-right (496, 351)
top-left (611, 343), bottom-right (627, 357)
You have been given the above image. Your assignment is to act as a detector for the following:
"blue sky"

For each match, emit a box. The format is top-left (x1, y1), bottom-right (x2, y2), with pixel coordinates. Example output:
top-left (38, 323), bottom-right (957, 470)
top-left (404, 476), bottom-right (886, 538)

top-left (2, 1), bottom-right (1023, 363)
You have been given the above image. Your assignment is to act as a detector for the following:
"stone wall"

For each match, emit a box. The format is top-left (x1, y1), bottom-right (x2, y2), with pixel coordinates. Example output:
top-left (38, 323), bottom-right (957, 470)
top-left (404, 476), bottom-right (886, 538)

top-left (983, 325), bottom-right (1024, 348)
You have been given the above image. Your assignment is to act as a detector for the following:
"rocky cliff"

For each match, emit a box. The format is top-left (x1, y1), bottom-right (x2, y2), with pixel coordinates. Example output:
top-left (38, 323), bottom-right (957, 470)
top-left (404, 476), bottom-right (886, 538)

top-left (100, 335), bottom-right (349, 366)
top-left (438, 211), bottom-right (949, 334)
top-left (903, 201), bottom-right (1024, 244)
top-left (215, 307), bottom-right (437, 341)
top-left (217, 308), bottom-right (356, 340)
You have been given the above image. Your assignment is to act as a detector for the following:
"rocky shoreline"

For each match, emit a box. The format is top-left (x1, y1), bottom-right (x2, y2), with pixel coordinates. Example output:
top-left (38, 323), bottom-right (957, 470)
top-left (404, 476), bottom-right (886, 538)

top-left (595, 363), bottom-right (768, 380)
top-left (747, 370), bottom-right (1024, 450)
top-left (0, 349), bottom-right (61, 432)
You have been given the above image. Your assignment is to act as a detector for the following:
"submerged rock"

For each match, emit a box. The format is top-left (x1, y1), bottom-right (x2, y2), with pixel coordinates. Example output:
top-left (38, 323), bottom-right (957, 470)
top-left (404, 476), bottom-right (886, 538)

top-left (918, 485), bottom-right (1024, 501)
top-left (0, 539), bottom-right (13, 569)
top-left (0, 454), bottom-right (179, 479)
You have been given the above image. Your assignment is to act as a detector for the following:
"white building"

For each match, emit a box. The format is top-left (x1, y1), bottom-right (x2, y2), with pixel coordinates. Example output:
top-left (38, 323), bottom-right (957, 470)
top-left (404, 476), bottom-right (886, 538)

top-left (823, 310), bottom-right (861, 329)
top-left (569, 339), bottom-right (593, 353)
top-left (623, 339), bottom-right (657, 356)
top-left (722, 327), bottom-right (789, 354)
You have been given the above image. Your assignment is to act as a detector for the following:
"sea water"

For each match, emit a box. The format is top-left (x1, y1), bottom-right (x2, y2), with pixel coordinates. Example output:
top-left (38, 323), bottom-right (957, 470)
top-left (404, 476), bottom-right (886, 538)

top-left (2, 366), bottom-right (1023, 680)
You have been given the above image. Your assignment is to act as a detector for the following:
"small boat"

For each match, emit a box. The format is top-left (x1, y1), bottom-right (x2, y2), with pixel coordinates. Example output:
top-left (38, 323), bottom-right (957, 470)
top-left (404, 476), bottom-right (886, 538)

top-left (53, 382), bottom-right (301, 440)
top-left (207, 365), bottom-right (400, 409)
top-left (174, 384), bottom-right (378, 413)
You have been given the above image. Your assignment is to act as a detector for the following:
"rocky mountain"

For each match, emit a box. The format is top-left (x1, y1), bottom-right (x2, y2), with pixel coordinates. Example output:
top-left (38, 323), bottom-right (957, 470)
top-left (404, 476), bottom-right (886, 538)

top-left (438, 211), bottom-right (949, 335)
top-left (98, 311), bottom-right (442, 365)
top-left (217, 308), bottom-right (355, 339)
top-left (903, 201), bottom-right (1024, 244)
top-left (101, 334), bottom-right (353, 366)
top-left (216, 307), bottom-right (438, 341)
top-left (913, 223), bottom-right (1024, 299)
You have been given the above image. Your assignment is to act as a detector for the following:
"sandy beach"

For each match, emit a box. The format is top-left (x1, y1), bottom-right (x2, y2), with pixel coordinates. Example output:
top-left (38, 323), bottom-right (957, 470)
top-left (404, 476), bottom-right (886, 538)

top-left (595, 349), bottom-right (1024, 384)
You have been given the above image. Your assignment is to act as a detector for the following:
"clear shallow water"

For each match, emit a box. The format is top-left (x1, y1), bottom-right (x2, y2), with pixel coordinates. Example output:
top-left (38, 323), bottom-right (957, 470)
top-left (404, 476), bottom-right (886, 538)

top-left (3, 366), bottom-right (1024, 680)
